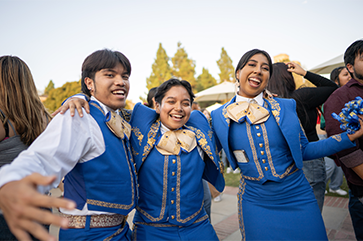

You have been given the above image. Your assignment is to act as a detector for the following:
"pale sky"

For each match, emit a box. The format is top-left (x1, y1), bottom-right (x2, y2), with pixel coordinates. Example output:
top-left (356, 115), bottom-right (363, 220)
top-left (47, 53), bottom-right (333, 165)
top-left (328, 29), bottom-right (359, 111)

top-left (1, 0), bottom-right (362, 103)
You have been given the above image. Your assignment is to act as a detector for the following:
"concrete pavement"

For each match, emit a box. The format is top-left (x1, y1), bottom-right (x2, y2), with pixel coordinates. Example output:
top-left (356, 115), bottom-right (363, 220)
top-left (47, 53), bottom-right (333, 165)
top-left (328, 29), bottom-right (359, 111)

top-left (50, 186), bottom-right (356, 240)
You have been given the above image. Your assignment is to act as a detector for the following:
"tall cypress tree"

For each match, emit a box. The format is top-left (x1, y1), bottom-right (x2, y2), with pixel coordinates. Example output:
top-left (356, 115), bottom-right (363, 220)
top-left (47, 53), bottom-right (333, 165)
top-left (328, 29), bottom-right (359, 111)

top-left (146, 43), bottom-right (172, 90)
top-left (216, 47), bottom-right (235, 83)
top-left (196, 68), bottom-right (217, 92)
top-left (171, 42), bottom-right (196, 90)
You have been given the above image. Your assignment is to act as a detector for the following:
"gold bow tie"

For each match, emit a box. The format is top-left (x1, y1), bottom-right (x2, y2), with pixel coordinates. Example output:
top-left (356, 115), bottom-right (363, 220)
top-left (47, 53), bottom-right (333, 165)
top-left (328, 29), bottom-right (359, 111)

top-left (106, 111), bottom-right (131, 139)
top-left (156, 129), bottom-right (197, 156)
top-left (227, 101), bottom-right (270, 124)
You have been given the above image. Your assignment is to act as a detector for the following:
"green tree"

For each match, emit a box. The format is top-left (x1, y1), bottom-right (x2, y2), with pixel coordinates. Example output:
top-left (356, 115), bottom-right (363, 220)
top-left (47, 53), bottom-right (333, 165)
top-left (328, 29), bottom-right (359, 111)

top-left (196, 68), bottom-right (217, 92)
top-left (171, 42), bottom-right (196, 90)
top-left (44, 80), bottom-right (55, 95)
top-left (43, 80), bottom-right (81, 113)
top-left (146, 43), bottom-right (172, 90)
top-left (216, 47), bottom-right (235, 83)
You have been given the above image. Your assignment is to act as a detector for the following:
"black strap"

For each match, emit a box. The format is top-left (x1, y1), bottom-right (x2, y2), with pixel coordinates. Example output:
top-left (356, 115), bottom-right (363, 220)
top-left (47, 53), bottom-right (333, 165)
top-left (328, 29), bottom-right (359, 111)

top-left (0, 109), bottom-right (10, 137)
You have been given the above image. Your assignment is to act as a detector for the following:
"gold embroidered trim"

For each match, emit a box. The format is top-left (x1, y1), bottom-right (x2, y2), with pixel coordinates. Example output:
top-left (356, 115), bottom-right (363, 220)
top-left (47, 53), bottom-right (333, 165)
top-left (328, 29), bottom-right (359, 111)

top-left (136, 155), bottom-right (168, 221)
top-left (131, 146), bottom-right (139, 156)
top-left (261, 124), bottom-right (295, 179)
top-left (242, 123), bottom-right (264, 181)
top-left (123, 139), bottom-right (137, 196)
top-left (176, 155), bottom-right (203, 223)
top-left (142, 120), bottom-right (160, 162)
top-left (238, 175), bottom-right (246, 241)
top-left (120, 109), bottom-right (132, 123)
top-left (59, 213), bottom-right (125, 229)
top-left (332, 134), bottom-right (342, 142)
top-left (222, 105), bottom-right (230, 126)
top-left (132, 127), bottom-right (144, 146)
top-left (104, 219), bottom-right (127, 241)
top-left (208, 129), bottom-right (213, 140)
top-left (86, 104), bottom-right (135, 210)
top-left (287, 166), bottom-right (299, 176)
top-left (266, 98), bottom-right (280, 125)
top-left (134, 214), bottom-right (208, 227)
top-left (186, 125), bottom-right (214, 161)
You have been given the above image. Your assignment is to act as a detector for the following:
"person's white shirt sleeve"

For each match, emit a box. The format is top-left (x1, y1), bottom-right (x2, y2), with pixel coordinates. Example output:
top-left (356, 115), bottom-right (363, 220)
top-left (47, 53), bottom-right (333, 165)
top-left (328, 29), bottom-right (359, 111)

top-left (0, 108), bottom-right (105, 194)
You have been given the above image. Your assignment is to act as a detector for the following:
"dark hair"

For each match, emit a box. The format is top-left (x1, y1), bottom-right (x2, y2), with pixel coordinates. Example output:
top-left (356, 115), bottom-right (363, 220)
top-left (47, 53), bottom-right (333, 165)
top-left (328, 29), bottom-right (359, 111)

top-left (81, 49), bottom-right (131, 96)
top-left (330, 66), bottom-right (345, 86)
top-left (235, 49), bottom-right (273, 82)
top-left (267, 63), bottom-right (296, 98)
top-left (146, 87), bottom-right (157, 108)
top-left (154, 78), bottom-right (195, 105)
top-left (344, 40), bottom-right (363, 77)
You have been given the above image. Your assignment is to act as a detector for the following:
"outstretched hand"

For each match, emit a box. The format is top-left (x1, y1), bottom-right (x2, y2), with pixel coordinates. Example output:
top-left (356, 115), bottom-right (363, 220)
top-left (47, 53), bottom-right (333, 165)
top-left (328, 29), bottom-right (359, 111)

top-left (286, 62), bottom-right (307, 77)
top-left (0, 173), bottom-right (76, 241)
top-left (52, 97), bottom-right (90, 117)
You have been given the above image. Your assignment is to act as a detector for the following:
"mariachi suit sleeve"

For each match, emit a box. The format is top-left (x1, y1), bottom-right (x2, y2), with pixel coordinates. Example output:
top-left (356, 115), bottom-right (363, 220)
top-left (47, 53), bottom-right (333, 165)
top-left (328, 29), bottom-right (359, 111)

top-left (281, 97), bottom-right (357, 161)
top-left (187, 110), bottom-right (225, 192)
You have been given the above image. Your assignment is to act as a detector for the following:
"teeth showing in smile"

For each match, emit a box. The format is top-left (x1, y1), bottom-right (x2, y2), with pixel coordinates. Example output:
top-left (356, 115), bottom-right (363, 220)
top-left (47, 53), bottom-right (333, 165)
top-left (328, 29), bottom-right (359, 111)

top-left (171, 114), bottom-right (183, 119)
top-left (249, 77), bottom-right (261, 84)
top-left (112, 90), bottom-right (125, 95)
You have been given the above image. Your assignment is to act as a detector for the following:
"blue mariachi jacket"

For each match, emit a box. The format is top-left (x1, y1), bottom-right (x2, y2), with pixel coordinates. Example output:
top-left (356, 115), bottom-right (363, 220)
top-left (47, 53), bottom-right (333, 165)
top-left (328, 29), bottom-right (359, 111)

top-left (130, 103), bottom-right (224, 225)
top-left (211, 96), bottom-right (355, 179)
top-left (63, 101), bottom-right (137, 215)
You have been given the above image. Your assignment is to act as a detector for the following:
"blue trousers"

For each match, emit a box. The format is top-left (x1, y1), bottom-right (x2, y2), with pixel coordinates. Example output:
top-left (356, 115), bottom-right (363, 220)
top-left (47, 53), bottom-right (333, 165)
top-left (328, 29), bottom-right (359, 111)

top-left (59, 217), bottom-right (132, 241)
top-left (133, 218), bottom-right (218, 240)
top-left (349, 190), bottom-right (363, 240)
top-left (302, 158), bottom-right (326, 212)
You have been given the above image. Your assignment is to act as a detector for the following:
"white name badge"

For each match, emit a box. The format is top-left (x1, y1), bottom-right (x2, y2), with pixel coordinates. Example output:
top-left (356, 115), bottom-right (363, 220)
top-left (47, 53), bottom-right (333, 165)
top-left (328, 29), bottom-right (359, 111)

top-left (233, 150), bottom-right (249, 163)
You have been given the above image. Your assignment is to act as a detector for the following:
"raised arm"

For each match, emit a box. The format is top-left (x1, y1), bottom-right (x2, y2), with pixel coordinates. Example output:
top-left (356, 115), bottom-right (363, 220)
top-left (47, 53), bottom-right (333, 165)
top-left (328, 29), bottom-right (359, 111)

top-left (52, 95), bottom-right (90, 117)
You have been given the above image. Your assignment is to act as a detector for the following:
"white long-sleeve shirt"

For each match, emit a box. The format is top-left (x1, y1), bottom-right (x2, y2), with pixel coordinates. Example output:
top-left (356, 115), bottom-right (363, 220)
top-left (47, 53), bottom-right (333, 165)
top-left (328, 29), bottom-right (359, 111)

top-left (0, 97), bottom-right (117, 215)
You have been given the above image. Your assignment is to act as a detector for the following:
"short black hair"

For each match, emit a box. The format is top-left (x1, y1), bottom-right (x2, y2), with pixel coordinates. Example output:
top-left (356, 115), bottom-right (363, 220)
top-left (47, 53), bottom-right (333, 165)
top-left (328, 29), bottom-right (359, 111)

top-left (154, 78), bottom-right (195, 105)
top-left (344, 40), bottom-right (363, 76)
top-left (81, 49), bottom-right (131, 96)
top-left (235, 49), bottom-right (273, 82)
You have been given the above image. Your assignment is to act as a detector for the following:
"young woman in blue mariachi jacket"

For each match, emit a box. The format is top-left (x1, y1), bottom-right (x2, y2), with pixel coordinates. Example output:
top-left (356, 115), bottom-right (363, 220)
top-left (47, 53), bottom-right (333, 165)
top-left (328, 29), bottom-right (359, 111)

top-left (211, 49), bottom-right (363, 240)
top-left (130, 78), bottom-right (224, 240)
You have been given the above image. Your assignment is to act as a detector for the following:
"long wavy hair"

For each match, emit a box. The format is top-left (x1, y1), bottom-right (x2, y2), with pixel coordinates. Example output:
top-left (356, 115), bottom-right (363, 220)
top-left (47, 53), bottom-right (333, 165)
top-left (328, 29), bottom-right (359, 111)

top-left (0, 55), bottom-right (51, 145)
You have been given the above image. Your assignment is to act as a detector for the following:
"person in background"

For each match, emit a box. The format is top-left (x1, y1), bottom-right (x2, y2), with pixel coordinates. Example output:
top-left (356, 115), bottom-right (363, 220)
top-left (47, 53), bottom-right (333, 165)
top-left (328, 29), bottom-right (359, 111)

top-left (320, 66), bottom-right (352, 196)
top-left (0, 49), bottom-right (138, 241)
top-left (211, 48), bottom-right (363, 240)
top-left (324, 40), bottom-right (363, 240)
top-left (331, 66), bottom-right (352, 87)
top-left (0, 55), bottom-right (52, 240)
top-left (145, 87), bottom-right (157, 109)
top-left (267, 61), bottom-right (338, 212)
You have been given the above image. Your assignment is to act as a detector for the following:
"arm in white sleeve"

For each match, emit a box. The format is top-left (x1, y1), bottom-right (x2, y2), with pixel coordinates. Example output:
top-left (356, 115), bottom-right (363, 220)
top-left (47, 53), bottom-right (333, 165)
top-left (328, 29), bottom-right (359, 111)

top-left (0, 109), bottom-right (105, 193)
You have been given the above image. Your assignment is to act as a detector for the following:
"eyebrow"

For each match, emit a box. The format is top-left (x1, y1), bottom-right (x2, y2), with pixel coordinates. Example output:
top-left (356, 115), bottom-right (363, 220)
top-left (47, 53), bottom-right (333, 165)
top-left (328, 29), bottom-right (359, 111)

top-left (101, 68), bottom-right (129, 75)
top-left (165, 96), bottom-right (190, 102)
top-left (249, 59), bottom-right (269, 66)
